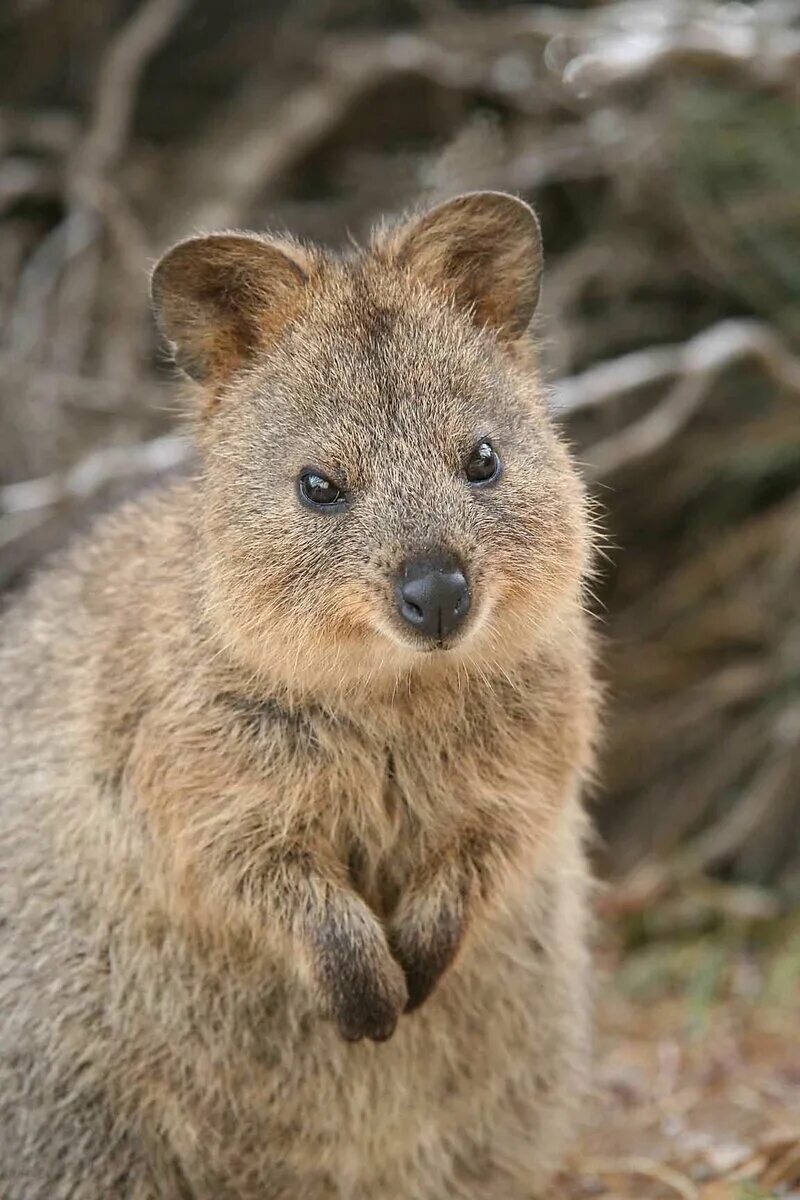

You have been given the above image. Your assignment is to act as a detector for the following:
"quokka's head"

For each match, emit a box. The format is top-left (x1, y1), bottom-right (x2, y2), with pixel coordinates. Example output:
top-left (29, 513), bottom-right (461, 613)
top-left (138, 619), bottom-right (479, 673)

top-left (152, 192), bottom-right (590, 693)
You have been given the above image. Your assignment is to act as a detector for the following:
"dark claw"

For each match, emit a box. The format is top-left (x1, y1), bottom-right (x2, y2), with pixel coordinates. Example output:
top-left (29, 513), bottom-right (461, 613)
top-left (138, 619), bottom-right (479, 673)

top-left (390, 909), bottom-right (467, 1014)
top-left (336, 997), bottom-right (399, 1043)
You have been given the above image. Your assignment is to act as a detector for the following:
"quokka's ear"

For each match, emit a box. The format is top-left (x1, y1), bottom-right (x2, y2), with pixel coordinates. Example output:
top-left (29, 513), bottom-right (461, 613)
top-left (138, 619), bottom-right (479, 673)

top-left (150, 233), bottom-right (310, 382)
top-left (387, 191), bottom-right (542, 341)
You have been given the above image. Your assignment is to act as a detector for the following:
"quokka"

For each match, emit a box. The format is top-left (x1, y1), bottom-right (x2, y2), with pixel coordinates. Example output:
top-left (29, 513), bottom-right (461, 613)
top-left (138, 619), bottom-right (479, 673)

top-left (0, 191), bottom-right (599, 1199)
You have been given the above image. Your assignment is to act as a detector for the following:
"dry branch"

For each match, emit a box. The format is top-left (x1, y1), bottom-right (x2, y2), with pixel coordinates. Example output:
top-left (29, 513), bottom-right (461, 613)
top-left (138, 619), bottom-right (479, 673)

top-left (0, 435), bottom-right (188, 517)
top-left (554, 320), bottom-right (800, 476)
top-left (162, 31), bottom-right (482, 237)
top-left (554, 319), bottom-right (800, 418)
top-left (79, 0), bottom-right (190, 178)
top-left (2, 0), bottom-right (800, 883)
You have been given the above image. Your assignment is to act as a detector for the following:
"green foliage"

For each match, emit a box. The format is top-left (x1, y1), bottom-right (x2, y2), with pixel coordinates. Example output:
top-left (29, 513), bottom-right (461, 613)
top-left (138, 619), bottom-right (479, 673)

top-left (670, 83), bottom-right (800, 343)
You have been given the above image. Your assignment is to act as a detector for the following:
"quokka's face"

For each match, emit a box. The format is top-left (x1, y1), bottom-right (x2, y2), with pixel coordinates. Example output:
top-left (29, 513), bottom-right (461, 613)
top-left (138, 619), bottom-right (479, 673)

top-left (152, 193), bottom-right (589, 691)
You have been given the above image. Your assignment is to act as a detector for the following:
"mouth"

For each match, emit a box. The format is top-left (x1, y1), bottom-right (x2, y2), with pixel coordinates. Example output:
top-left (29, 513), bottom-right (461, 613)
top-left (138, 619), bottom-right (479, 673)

top-left (378, 596), bottom-right (492, 658)
top-left (373, 620), bottom-right (454, 652)
top-left (405, 635), bottom-right (459, 654)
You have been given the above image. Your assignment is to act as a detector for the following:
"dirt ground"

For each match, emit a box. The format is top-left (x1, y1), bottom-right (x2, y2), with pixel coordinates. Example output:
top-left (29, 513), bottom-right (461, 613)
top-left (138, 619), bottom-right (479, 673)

top-left (554, 880), bottom-right (800, 1200)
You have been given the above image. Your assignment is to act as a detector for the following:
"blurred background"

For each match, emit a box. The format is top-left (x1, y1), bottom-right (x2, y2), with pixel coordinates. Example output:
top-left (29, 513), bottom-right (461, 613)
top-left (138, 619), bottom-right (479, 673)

top-left (1, 1), bottom-right (799, 1194)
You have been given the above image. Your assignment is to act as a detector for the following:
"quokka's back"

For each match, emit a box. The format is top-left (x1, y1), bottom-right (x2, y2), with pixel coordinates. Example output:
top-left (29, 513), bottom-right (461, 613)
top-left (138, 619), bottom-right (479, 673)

top-left (0, 191), bottom-right (599, 1200)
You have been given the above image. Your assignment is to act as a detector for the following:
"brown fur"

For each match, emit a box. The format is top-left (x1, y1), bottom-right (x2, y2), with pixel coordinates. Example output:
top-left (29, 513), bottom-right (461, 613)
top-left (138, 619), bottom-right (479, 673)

top-left (0, 192), bottom-right (599, 1199)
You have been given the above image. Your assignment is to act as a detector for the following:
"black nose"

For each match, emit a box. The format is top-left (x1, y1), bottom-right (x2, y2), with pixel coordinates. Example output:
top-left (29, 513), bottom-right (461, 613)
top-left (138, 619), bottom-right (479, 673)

top-left (396, 559), bottom-right (471, 643)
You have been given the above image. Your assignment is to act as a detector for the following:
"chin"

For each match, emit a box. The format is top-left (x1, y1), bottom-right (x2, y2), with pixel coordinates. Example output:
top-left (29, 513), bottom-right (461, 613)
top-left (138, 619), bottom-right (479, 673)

top-left (374, 607), bottom-right (490, 662)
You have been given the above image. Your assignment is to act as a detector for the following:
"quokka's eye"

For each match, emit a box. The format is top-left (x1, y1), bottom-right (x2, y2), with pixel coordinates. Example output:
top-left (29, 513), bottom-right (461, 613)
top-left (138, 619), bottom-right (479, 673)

top-left (464, 440), bottom-right (501, 486)
top-left (298, 470), bottom-right (347, 510)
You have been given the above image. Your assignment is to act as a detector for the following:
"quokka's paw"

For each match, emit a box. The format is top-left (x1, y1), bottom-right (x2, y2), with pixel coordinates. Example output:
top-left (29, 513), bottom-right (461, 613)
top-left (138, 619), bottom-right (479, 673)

top-left (389, 905), bottom-right (468, 1014)
top-left (333, 954), bottom-right (408, 1043)
top-left (313, 909), bottom-right (409, 1043)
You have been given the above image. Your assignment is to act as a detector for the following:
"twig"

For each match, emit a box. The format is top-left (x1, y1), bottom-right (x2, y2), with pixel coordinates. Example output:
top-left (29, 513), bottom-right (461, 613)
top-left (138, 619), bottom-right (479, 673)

top-left (585, 370), bottom-right (714, 478)
top-left (69, 0), bottom-right (190, 268)
top-left (0, 159), bottom-right (56, 216)
top-left (552, 319), bottom-right (800, 476)
top-left (77, 0), bottom-right (189, 183)
top-left (0, 435), bottom-right (189, 515)
top-left (6, 0), bottom-right (187, 366)
top-left (555, 320), bottom-right (800, 415)
top-left (516, 0), bottom-right (800, 97)
top-left (6, 209), bottom-right (100, 357)
top-left (679, 751), bottom-right (798, 877)
top-left (0, 353), bottom-right (164, 412)
top-left (578, 1154), bottom-right (699, 1200)
top-left (0, 108), bottom-right (80, 156)
top-left (163, 32), bottom-right (475, 236)
top-left (554, 345), bottom-right (681, 415)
